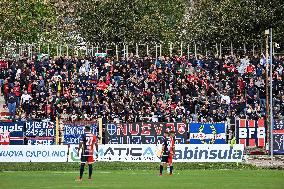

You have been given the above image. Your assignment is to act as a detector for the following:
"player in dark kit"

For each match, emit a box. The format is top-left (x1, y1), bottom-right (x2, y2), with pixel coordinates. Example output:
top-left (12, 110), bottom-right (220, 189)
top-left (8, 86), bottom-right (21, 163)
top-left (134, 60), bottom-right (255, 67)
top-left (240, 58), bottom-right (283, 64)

top-left (168, 130), bottom-right (175, 176)
top-left (76, 126), bottom-right (98, 181)
top-left (159, 131), bottom-right (170, 176)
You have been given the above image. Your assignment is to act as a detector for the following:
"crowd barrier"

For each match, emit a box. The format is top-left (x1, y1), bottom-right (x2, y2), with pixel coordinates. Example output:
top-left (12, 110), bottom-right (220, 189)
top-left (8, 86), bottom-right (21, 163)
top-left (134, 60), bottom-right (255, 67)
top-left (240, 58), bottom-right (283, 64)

top-left (0, 144), bottom-right (244, 163)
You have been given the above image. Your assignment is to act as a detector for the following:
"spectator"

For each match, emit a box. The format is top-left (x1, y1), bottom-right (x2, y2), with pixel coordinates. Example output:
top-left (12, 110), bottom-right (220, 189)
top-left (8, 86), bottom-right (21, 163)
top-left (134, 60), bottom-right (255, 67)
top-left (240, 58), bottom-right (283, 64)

top-left (7, 88), bottom-right (17, 120)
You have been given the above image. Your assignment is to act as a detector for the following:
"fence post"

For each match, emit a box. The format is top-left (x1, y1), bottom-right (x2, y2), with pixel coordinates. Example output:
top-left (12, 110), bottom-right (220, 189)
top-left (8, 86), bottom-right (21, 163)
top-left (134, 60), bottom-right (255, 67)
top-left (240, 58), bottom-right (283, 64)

top-left (66, 44), bottom-right (69, 57)
top-left (231, 42), bottom-right (233, 56)
top-left (125, 45), bottom-right (128, 60)
top-left (169, 42), bottom-right (172, 57)
top-left (187, 44), bottom-right (189, 60)
top-left (244, 43), bottom-right (246, 54)
top-left (56, 116), bottom-right (59, 145)
top-left (91, 45), bottom-right (94, 57)
top-left (136, 43), bottom-right (138, 57)
top-left (180, 42), bottom-right (183, 57)
top-left (47, 44), bottom-right (50, 55)
top-left (146, 44), bottom-right (149, 56)
top-left (219, 43), bottom-right (222, 58)
top-left (98, 118), bottom-right (103, 144)
top-left (194, 42), bottom-right (197, 60)
top-left (252, 43), bottom-right (255, 56)
top-left (155, 43), bottom-right (158, 59)
top-left (116, 44), bottom-right (118, 60)
top-left (159, 44), bottom-right (162, 57)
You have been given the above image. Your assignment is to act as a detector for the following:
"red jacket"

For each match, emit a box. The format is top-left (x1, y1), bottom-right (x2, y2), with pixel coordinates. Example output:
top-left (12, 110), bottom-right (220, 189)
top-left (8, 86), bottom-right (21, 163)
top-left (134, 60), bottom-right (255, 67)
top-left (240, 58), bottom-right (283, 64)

top-left (96, 82), bottom-right (108, 91)
top-left (3, 83), bottom-right (9, 95)
top-left (13, 85), bottom-right (21, 97)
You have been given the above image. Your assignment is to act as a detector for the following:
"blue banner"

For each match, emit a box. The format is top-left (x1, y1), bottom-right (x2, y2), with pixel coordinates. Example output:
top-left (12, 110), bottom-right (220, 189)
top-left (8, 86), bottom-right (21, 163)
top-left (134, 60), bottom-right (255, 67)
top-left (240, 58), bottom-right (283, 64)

top-left (25, 121), bottom-right (55, 137)
top-left (273, 120), bottom-right (284, 154)
top-left (27, 138), bottom-right (54, 145)
top-left (63, 124), bottom-right (97, 144)
top-left (189, 123), bottom-right (226, 144)
top-left (0, 122), bottom-right (25, 145)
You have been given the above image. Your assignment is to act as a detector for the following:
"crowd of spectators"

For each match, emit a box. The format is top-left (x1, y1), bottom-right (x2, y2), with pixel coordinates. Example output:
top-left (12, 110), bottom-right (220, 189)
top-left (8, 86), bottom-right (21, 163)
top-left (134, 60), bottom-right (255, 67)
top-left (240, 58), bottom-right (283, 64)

top-left (0, 52), bottom-right (284, 124)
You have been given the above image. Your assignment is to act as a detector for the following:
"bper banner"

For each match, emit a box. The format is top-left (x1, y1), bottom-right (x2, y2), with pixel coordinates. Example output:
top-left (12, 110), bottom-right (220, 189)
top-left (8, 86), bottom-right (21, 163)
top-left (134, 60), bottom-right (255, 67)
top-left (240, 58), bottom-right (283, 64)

top-left (63, 124), bottom-right (97, 144)
top-left (273, 120), bottom-right (284, 154)
top-left (188, 123), bottom-right (226, 144)
top-left (105, 122), bottom-right (187, 144)
top-left (0, 145), bottom-right (68, 162)
top-left (0, 122), bottom-right (25, 145)
top-left (68, 144), bottom-right (244, 163)
top-left (236, 119), bottom-right (265, 147)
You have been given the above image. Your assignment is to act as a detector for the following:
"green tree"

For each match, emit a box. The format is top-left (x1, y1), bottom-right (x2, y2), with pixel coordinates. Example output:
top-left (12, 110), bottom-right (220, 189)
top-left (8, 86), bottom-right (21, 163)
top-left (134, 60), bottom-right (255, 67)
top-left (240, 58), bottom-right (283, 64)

top-left (0, 0), bottom-right (58, 44)
top-left (76, 0), bottom-right (187, 45)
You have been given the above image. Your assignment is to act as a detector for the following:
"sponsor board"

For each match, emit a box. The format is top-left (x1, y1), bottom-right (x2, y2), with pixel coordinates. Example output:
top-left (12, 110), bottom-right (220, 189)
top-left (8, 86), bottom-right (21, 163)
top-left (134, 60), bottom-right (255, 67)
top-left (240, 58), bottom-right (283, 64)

top-left (0, 145), bottom-right (68, 162)
top-left (188, 123), bottom-right (226, 144)
top-left (105, 122), bottom-right (187, 144)
top-left (68, 144), bottom-right (244, 163)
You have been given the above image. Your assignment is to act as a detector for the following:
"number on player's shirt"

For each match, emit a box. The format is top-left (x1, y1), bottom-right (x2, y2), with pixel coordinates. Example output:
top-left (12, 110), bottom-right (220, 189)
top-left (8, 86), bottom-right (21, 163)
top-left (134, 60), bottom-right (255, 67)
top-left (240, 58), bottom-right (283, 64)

top-left (86, 136), bottom-right (93, 146)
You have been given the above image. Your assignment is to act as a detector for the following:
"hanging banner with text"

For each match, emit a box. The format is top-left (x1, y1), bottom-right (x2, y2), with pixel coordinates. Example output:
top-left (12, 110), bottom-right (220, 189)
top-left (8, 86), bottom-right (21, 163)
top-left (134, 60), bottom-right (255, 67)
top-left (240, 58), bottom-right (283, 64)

top-left (188, 123), bottom-right (226, 144)
top-left (273, 120), bottom-right (284, 154)
top-left (25, 121), bottom-right (55, 137)
top-left (105, 122), bottom-right (187, 144)
top-left (0, 122), bottom-right (25, 145)
top-left (236, 119), bottom-right (265, 147)
top-left (63, 124), bottom-right (97, 144)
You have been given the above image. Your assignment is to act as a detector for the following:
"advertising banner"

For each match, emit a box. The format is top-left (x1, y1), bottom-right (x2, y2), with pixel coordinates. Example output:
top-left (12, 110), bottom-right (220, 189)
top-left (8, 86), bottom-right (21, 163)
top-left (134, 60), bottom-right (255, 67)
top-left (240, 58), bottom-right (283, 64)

top-left (63, 124), bottom-right (97, 144)
top-left (0, 122), bottom-right (25, 145)
top-left (236, 119), bottom-right (265, 147)
top-left (25, 121), bottom-right (55, 137)
top-left (273, 120), bottom-right (284, 154)
top-left (0, 145), bottom-right (68, 162)
top-left (105, 122), bottom-right (187, 144)
top-left (68, 144), bottom-right (244, 163)
top-left (188, 123), bottom-right (226, 144)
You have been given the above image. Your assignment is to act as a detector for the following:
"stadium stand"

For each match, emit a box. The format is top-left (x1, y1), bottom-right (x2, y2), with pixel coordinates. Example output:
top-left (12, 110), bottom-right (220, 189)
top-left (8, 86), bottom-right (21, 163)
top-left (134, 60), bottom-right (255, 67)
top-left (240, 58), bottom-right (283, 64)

top-left (0, 54), bottom-right (283, 125)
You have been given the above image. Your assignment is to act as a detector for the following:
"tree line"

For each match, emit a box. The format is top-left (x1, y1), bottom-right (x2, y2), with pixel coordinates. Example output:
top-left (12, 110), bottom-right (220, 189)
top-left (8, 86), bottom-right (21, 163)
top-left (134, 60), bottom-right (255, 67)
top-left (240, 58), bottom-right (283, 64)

top-left (0, 0), bottom-right (283, 52)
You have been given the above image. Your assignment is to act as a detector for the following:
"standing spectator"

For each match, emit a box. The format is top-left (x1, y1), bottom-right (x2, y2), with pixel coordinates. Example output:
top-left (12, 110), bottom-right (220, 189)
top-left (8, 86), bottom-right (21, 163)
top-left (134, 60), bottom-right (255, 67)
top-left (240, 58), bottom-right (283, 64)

top-left (7, 88), bottom-right (17, 120)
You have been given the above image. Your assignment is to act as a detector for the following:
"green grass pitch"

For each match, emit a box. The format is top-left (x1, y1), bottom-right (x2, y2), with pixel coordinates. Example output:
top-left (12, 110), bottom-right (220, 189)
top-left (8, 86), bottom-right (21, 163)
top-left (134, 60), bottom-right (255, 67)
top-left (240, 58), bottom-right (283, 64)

top-left (0, 169), bottom-right (283, 189)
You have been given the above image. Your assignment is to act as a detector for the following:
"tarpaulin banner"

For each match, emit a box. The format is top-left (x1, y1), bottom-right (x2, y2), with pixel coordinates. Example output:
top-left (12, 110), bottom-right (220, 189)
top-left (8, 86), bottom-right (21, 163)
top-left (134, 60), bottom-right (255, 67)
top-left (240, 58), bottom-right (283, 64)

top-left (273, 120), bottom-right (284, 154)
top-left (236, 119), bottom-right (265, 147)
top-left (0, 122), bottom-right (25, 145)
top-left (105, 122), bottom-right (187, 144)
top-left (63, 124), bottom-right (97, 144)
top-left (0, 145), bottom-right (68, 162)
top-left (188, 123), bottom-right (226, 144)
top-left (25, 121), bottom-right (55, 137)
top-left (27, 138), bottom-right (54, 145)
top-left (68, 144), bottom-right (244, 163)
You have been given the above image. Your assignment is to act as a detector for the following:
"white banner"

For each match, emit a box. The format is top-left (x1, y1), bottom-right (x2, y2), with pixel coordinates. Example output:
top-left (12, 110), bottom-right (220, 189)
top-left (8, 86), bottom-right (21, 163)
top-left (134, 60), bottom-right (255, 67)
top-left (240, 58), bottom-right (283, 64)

top-left (68, 144), bottom-right (244, 163)
top-left (0, 145), bottom-right (68, 162)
